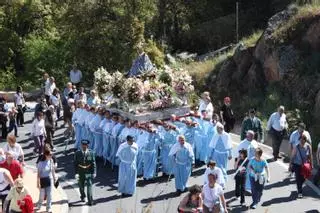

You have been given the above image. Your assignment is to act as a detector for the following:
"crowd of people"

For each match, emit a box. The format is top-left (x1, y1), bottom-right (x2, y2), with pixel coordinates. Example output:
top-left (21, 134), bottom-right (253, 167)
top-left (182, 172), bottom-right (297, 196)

top-left (0, 67), bottom-right (83, 213)
top-left (0, 66), bottom-right (319, 213)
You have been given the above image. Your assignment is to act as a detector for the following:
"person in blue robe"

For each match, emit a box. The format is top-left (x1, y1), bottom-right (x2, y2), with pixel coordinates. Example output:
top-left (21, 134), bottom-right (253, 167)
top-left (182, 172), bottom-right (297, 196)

top-left (72, 101), bottom-right (84, 149)
top-left (110, 116), bottom-right (125, 167)
top-left (209, 122), bottom-right (233, 182)
top-left (116, 135), bottom-right (138, 197)
top-left (102, 111), bottom-right (115, 164)
top-left (97, 116), bottom-right (107, 157)
top-left (181, 120), bottom-right (197, 157)
top-left (136, 129), bottom-right (149, 176)
top-left (85, 107), bottom-right (96, 147)
top-left (90, 107), bottom-right (104, 154)
top-left (79, 107), bottom-right (90, 143)
top-left (142, 127), bottom-right (161, 180)
top-left (169, 135), bottom-right (195, 193)
top-left (160, 125), bottom-right (179, 176)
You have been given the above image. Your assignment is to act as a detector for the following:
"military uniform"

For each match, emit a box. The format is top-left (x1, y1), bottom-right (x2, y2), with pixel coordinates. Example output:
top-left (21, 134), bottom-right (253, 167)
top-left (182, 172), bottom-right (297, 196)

top-left (241, 116), bottom-right (264, 141)
top-left (74, 140), bottom-right (96, 205)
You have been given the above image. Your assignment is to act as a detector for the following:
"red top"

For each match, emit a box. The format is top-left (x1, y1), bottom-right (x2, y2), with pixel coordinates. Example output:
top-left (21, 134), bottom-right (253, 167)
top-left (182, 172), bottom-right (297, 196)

top-left (0, 160), bottom-right (23, 180)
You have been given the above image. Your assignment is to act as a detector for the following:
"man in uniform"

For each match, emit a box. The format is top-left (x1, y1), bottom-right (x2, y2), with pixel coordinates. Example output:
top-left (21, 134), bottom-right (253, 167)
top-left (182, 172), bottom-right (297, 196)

top-left (241, 109), bottom-right (264, 143)
top-left (74, 140), bottom-right (96, 205)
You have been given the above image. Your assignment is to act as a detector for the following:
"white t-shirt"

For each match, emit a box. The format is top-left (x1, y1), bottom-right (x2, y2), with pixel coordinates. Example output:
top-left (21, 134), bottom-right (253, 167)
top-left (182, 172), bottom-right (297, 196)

top-left (14, 93), bottom-right (24, 106)
top-left (70, 70), bottom-right (82, 84)
top-left (202, 183), bottom-right (223, 209)
top-left (3, 143), bottom-right (24, 160)
top-left (31, 119), bottom-right (46, 137)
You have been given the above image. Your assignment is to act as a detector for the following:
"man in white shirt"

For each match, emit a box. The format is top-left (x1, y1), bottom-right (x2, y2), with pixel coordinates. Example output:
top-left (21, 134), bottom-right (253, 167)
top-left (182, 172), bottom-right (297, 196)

top-left (266, 105), bottom-right (288, 161)
top-left (70, 65), bottom-right (83, 87)
top-left (45, 77), bottom-right (56, 104)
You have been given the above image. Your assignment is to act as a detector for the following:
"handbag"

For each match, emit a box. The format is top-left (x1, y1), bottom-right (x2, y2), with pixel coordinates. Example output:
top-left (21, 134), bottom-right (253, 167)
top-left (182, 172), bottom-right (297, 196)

top-left (297, 144), bottom-right (312, 179)
top-left (40, 177), bottom-right (51, 188)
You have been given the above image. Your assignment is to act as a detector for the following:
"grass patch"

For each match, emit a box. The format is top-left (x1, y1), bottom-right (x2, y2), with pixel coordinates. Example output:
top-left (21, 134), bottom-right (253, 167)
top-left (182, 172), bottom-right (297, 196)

top-left (179, 49), bottom-right (234, 91)
top-left (272, 2), bottom-right (320, 44)
top-left (240, 30), bottom-right (263, 47)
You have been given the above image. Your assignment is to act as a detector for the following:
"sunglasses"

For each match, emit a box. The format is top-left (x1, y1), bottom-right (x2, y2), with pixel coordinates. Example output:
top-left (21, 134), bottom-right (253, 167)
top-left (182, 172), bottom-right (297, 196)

top-left (16, 187), bottom-right (23, 190)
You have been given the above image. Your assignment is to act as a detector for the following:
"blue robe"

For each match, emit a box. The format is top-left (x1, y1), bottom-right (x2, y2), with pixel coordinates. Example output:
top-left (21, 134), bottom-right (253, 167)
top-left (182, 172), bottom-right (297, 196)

top-left (169, 143), bottom-right (195, 191)
top-left (116, 142), bottom-right (138, 195)
top-left (142, 133), bottom-right (160, 179)
top-left (199, 121), bottom-right (215, 162)
top-left (110, 123), bottom-right (125, 166)
top-left (136, 130), bottom-right (149, 176)
top-left (72, 108), bottom-right (82, 149)
top-left (182, 126), bottom-right (196, 154)
top-left (102, 119), bottom-right (115, 162)
top-left (210, 136), bottom-right (232, 182)
top-left (160, 129), bottom-right (178, 175)
top-left (90, 114), bottom-right (103, 151)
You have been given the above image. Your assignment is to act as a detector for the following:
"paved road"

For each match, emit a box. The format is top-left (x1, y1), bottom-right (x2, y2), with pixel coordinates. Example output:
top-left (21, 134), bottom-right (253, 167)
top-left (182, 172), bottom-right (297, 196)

top-left (8, 104), bottom-right (320, 213)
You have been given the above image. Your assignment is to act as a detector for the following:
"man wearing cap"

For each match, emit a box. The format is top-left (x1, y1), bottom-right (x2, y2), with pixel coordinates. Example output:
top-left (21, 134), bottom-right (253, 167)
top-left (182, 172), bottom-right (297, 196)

top-left (209, 122), bottom-right (232, 182)
top-left (266, 105), bottom-right (288, 161)
top-left (169, 135), bottom-right (195, 194)
top-left (241, 109), bottom-right (264, 143)
top-left (220, 97), bottom-right (235, 133)
top-left (74, 140), bottom-right (96, 205)
top-left (116, 135), bottom-right (138, 197)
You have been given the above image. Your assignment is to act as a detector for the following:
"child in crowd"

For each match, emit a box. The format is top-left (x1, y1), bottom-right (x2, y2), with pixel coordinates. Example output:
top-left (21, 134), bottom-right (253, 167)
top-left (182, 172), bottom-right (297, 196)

top-left (203, 160), bottom-right (225, 188)
top-left (234, 149), bottom-right (249, 206)
top-left (8, 107), bottom-right (18, 137)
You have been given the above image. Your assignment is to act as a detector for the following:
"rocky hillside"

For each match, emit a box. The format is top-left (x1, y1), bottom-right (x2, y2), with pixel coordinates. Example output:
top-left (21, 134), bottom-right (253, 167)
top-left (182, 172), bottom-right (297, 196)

top-left (205, 4), bottom-right (320, 144)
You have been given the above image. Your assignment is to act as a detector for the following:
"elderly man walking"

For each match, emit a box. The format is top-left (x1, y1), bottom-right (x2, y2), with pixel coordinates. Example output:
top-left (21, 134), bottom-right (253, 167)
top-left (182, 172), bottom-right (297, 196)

top-left (169, 135), bottom-right (195, 194)
top-left (266, 106), bottom-right (288, 161)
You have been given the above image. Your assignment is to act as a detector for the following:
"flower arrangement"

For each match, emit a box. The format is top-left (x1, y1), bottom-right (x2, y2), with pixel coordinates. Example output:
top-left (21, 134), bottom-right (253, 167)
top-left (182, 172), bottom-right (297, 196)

top-left (94, 65), bottom-right (194, 112)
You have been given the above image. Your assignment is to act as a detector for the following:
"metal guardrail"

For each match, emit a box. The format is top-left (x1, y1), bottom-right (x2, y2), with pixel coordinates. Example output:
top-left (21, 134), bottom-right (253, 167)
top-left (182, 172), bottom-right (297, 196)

top-left (196, 44), bottom-right (235, 61)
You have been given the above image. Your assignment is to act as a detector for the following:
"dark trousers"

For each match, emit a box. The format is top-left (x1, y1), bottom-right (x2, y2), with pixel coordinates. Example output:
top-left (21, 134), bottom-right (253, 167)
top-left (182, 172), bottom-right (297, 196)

top-left (45, 127), bottom-right (54, 149)
top-left (224, 120), bottom-right (234, 133)
top-left (78, 174), bottom-right (93, 203)
top-left (8, 121), bottom-right (17, 136)
top-left (250, 176), bottom-right (264, 205)
top-left (269, 128), bottom-right (284, 158)
top-left (293, 164), bottom-right (305, 193)
top-left (16, 105), bottom-right (24, 126)
top-left (235, 174), bottom-right (246, 203)
top-left (0, 121), bottom-right (7, 139)
top-left (34, 135), bottom-right (45, 154)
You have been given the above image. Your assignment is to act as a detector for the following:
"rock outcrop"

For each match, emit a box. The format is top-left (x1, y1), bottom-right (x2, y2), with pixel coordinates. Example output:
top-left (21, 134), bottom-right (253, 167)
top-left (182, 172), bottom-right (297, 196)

top-left (207, 4), bottom-right (320, 138)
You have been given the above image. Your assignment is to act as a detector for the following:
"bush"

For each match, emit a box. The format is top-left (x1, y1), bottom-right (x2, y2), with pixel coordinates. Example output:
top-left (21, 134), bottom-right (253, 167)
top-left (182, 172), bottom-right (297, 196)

top-left (144, 39), bottom-right (165, 68)
top-left (22, 35), bottom-right (71, 89)
top-left (0, 67), bottom-right (17, 90)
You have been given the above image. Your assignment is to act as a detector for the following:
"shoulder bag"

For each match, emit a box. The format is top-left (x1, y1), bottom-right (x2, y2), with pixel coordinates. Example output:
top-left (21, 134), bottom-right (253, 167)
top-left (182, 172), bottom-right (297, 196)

top-left (297, 144), bottom-right (312, 179)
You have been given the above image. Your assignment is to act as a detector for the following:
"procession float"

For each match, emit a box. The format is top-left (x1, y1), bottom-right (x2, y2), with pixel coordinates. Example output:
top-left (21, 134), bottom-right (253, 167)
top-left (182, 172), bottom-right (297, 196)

top-left (93, 53), bottom-right (194, 121)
